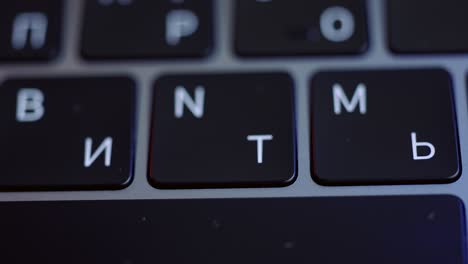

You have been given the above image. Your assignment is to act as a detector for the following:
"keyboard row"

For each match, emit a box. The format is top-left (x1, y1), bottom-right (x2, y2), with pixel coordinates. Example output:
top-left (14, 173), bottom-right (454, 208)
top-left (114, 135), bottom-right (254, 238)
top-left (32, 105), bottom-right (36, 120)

top-left (2, 0), bottom-right (468, 61)
top-left (0, 69), bottom-right (461, 190)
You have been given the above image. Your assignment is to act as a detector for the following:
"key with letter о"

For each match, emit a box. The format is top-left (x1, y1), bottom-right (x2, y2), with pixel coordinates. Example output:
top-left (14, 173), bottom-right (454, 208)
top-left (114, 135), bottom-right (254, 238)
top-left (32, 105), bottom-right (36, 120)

top-left (310, 69), bottom-right (460, 185)
top-left (149, 73), bottom-right (296, 188)
top-left (0, 77), bottom-right (135, 190)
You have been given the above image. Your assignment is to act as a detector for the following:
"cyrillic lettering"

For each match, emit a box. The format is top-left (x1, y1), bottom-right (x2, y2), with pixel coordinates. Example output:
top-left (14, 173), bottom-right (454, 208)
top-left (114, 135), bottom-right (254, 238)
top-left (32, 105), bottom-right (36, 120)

top-left (411, 132), bottom-right (435, 160)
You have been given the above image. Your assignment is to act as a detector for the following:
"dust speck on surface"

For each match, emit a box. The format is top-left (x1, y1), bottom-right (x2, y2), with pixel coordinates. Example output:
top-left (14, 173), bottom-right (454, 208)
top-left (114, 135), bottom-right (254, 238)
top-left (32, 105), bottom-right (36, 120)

top-left (72, 104), bottom-right (82, 113)
top-left (122, 259), bottom-right (133, 264)
top-left (139, 216), bottom-right (147, 223)
top-left (283, 241), bottom-right (295, 249)
top-left (211, 219), bottom-right (221, 230)
top-left (427, 211), bottom-right (436, 221)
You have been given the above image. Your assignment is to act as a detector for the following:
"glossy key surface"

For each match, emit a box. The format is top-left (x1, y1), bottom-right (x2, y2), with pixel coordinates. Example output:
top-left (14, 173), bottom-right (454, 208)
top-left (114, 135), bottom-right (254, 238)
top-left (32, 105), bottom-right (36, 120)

top-left (0, 195), bottom-right (465, 264)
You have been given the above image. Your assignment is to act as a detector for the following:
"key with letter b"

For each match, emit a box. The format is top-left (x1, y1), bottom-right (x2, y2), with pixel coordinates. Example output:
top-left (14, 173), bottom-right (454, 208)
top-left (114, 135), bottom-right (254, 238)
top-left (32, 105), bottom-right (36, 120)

top-left (0, 77), bottom-right (135, 190)
top-left (310, 69), bottom-right (460, 185)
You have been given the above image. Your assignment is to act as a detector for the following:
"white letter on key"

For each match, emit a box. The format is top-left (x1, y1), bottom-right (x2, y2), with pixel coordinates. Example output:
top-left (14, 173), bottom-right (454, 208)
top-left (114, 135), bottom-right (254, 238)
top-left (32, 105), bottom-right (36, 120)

top-left (333, 83), bottom-right (367, 115)
top-left (84, 137), bottom-right (113, 167)
top-left (411, 132), bottom-right (435, 160)
top-left (174, 86), bottom-right (205, 118)
top-left (16, 88), bottom-right (45, 122)
top-left (247, 134), bottom-right (273, 164)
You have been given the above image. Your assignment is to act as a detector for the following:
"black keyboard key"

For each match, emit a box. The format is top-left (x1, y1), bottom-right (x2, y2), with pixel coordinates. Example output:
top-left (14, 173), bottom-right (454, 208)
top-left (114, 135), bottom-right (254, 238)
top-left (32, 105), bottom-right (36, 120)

top-left (82, 0), bottom-right (213, 59)
top-left (388, 0), bottom-right (468, 53)
top-left (0, 77), bottom-right (135, 190)
top-left (0, 195), bottom-right (465, 264)
top-left (0, 0), bottom-right (62, 61)
top-left (235, 0), bottom-right (368, 56)
top-left (310, 69), bottom-right (460, 185)
top-left (150, 73), bottom-right (296, 188)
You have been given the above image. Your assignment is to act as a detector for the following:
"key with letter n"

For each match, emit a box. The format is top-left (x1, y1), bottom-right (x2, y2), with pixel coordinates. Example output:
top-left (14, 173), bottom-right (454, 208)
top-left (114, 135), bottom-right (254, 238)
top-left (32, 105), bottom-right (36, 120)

top-left (150, 73), bottom-right (296, 189)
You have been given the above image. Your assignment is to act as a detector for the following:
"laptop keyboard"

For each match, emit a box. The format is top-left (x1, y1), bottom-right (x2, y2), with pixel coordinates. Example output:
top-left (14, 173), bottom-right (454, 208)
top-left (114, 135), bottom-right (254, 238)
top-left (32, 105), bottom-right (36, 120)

top-left (0, 0), bottom-right (467, 263)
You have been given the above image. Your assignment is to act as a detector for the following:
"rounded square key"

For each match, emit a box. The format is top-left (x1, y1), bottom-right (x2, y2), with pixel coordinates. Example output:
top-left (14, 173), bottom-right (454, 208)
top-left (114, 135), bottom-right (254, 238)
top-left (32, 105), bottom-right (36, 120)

top-left (310, 69), bottom-right (461, 185)
top-left (235, 0), bottom-right (368, 56)
top-left (0, 77), bottom-right (135, 191)
top-left (149, 73), bottom-right (296, 188)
